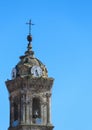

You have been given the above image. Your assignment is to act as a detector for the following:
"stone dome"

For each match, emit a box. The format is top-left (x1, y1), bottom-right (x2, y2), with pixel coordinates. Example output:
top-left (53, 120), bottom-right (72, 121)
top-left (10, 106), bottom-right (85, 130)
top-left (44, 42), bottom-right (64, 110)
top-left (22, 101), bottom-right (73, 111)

top-left (11, 36), bottom-right (48, 79)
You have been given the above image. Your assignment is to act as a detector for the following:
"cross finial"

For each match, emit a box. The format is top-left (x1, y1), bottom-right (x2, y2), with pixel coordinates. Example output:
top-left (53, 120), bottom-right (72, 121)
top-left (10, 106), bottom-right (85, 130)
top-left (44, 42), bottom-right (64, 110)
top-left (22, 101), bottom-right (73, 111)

top-left (26, 19), bottom-right (34, 35)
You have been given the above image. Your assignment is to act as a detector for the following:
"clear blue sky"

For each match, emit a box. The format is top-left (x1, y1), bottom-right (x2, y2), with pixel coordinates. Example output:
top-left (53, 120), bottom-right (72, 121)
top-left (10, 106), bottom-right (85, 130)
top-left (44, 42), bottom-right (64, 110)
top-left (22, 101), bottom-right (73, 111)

top-left (0, 0), bottom-right (92, 130)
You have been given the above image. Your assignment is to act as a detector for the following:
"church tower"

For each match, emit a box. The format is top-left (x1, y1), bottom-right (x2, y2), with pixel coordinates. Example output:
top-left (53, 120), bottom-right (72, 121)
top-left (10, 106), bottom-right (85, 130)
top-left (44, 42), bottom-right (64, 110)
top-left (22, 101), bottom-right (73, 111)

top-left (5, 20), bottom-right (54, 130)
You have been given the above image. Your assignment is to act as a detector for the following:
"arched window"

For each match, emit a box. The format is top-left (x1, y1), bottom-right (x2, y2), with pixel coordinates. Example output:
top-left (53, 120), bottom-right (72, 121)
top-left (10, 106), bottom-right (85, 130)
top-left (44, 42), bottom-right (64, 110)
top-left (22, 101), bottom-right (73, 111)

top-left (32, 98), bottom-right (41, 124)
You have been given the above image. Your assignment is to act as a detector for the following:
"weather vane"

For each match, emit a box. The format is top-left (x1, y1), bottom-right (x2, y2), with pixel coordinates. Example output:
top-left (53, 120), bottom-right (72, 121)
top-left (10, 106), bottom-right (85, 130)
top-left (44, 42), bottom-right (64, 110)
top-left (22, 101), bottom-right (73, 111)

top-left (26, 19), bottom-right (35, 35)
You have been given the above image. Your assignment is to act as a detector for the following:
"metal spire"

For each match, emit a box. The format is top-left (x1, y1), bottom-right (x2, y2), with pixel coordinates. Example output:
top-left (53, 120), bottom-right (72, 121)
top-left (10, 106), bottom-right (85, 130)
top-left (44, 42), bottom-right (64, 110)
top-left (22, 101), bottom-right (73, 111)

top-left (25, 19), bottom-right (34, 57)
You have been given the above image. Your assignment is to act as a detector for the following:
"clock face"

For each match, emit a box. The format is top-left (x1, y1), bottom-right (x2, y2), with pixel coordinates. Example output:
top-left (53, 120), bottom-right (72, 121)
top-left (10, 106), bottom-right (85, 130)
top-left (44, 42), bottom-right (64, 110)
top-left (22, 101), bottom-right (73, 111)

top-left (31, 66), bottom-right (42, 77)
top-left (11, 68), bottom-right (16, 79)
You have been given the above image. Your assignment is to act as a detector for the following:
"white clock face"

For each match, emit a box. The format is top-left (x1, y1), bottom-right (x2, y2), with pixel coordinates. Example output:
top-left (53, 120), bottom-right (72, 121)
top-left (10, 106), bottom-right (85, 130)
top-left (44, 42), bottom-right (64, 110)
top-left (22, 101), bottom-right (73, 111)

top-left (31, 66), bottom-right (42, 77)
top-left (11, 68), bottom-right (16, 79)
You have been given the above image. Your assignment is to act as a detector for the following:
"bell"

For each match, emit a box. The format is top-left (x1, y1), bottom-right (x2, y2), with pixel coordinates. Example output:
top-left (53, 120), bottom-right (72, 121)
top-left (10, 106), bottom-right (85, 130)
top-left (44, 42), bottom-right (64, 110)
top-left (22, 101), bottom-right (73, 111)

top-left (33, 110), bottom-right (39, 118)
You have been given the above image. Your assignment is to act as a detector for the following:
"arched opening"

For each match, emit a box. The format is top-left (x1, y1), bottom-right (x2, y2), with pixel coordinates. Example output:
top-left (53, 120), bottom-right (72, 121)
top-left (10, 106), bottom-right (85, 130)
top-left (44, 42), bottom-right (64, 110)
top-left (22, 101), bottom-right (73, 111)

top-left (12, 102), bottom-right (19, 127)
top-left (32, 98), bottom-right (42, 124)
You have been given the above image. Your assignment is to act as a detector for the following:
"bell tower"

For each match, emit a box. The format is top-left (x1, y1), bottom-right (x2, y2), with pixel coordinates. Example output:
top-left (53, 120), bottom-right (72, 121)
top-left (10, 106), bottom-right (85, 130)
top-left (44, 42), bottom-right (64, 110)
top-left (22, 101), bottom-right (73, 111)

top-left (5, 21), bottom-right (54, 130)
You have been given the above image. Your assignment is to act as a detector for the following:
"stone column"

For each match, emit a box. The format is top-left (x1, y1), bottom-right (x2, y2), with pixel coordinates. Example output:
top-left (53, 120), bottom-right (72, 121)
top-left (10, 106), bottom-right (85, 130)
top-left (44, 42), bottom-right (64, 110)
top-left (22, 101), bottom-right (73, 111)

top-left (46, 93), bottom-right (51, 125)
top-left (20, 95), bottom-right (23, 124)
top-left (9, 96), bottom-right (12, 126)
top-left (42, 97), bottom-right (47, 125)
top-left (10, 97), bottom-right (14, 127)
top-left (26, 94), bottom-right (30, 124)
top-left (22, 94), bottom-right (26, 123)
top-left (29, 98), bottom-right (32, 124)
top-left (41, 102), bottom-right (43, 124)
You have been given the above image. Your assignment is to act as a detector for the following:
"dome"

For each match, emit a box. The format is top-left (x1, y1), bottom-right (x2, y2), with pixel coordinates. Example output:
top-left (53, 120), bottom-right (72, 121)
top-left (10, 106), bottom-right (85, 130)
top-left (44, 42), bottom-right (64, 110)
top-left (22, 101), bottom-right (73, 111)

top-left (11, 35), bottom-right (48, 79)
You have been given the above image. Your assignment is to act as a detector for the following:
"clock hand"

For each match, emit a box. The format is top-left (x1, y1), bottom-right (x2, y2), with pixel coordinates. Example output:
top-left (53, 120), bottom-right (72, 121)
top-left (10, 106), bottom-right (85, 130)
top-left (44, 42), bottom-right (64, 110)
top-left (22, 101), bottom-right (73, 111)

top-left (35, 69), bottom-right (39, 76)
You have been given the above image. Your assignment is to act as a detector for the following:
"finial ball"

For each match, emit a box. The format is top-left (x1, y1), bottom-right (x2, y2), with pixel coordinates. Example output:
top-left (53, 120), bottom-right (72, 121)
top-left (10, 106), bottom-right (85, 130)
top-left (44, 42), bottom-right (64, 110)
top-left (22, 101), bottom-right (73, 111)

top-left (27, 35), bottom-right (32, 42)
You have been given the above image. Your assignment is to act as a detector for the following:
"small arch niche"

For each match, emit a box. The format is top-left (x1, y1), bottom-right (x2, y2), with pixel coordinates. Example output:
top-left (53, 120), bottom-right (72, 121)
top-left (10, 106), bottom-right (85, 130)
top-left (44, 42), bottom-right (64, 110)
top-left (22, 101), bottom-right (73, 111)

top-left (32, 98), bottom-right (42, 124)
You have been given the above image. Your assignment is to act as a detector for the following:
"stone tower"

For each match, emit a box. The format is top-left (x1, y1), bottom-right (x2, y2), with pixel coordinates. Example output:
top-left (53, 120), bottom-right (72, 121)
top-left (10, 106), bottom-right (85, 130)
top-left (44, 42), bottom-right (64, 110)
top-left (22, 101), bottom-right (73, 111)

top-left (5, 25), bottom-right (54, 130)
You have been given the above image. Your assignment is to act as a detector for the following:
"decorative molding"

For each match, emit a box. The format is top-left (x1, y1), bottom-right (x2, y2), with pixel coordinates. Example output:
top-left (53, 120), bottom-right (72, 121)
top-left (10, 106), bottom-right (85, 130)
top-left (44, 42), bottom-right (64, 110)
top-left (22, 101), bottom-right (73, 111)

top-left (5, 77), bottom-right (54, 93)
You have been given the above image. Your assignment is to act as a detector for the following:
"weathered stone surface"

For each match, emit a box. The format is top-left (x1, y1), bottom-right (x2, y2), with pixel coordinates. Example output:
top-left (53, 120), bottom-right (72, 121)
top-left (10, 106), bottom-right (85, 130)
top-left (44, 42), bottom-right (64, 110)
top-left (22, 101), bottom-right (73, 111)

top-left (6, 77), bottom-right (54, 93)
top-left (8, 125), bottom-right (54, 130)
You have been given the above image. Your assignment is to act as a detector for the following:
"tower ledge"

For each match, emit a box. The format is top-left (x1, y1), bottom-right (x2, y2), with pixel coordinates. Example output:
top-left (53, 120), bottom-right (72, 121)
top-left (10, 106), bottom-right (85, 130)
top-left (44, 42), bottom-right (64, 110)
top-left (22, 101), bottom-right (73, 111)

top-left (6, 77), bottom-right (54, 93)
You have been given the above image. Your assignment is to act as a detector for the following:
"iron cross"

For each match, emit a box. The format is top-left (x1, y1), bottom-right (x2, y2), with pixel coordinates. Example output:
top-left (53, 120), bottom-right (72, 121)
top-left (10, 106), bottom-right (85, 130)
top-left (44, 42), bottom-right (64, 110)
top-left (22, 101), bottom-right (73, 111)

top-left (26, 20), bottom-right (35, 35)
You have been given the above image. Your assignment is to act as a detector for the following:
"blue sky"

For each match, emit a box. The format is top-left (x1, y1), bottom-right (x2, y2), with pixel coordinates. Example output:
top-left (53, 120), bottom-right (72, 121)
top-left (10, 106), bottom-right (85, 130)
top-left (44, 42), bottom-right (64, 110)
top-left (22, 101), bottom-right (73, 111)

top-left (0, 0), bottom-right (92, 130)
